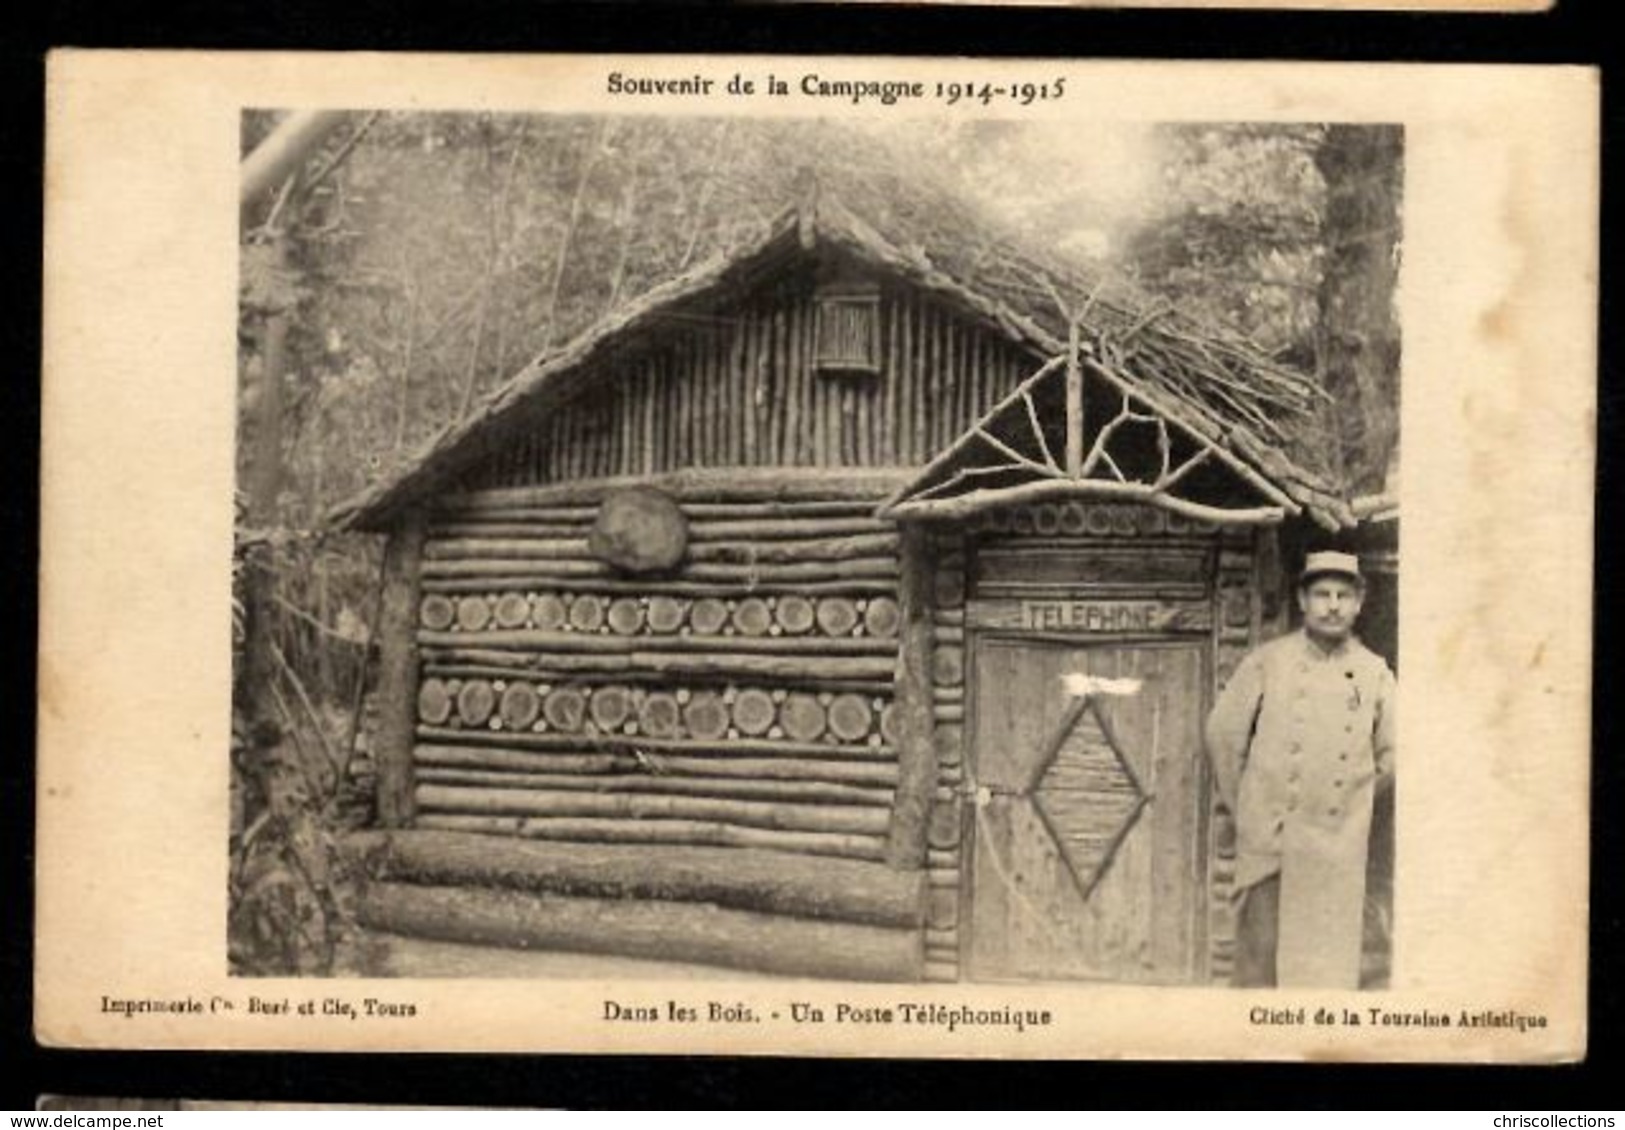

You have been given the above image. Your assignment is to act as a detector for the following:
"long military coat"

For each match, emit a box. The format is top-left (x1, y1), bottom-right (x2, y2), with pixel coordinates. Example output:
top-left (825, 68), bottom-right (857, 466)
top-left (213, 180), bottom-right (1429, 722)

top-left (1205, 629), bottom-right (1397, 988)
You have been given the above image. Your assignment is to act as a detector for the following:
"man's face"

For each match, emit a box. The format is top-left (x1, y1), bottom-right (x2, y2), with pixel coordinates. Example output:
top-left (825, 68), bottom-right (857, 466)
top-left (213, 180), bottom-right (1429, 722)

top-left (1297, 575), bottom-right (1364, 643)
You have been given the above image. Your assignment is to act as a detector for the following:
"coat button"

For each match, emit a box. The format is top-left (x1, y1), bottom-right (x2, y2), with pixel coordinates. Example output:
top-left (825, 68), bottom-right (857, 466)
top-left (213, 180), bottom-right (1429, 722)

top-left (1328, 807), bottom-right (1340, 816)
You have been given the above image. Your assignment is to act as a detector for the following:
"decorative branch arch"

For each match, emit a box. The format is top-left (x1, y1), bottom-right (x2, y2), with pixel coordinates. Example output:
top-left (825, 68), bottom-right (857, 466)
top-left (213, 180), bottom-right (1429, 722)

top-left (877, 343), bottom-right (1300, 527)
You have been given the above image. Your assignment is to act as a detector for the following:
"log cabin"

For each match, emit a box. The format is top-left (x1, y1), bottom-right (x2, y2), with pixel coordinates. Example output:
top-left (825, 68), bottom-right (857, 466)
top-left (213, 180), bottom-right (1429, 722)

top-left (331, 172), bottom-right (1375, 984)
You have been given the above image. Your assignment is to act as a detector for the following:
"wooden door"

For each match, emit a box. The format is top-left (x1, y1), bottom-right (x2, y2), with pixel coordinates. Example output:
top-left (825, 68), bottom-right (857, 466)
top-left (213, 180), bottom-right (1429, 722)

top-left (966, 638), bottom-right (1209, 982)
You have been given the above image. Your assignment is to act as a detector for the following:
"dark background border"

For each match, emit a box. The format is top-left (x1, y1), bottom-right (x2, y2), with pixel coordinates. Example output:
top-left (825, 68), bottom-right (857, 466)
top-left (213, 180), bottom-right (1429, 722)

top-left (7, 0), bottom-right (1618, 1108)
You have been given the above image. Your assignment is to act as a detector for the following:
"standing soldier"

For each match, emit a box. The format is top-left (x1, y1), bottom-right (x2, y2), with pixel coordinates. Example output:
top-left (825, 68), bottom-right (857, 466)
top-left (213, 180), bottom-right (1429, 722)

top-left (1205, 550), bottom-right (1397, 988)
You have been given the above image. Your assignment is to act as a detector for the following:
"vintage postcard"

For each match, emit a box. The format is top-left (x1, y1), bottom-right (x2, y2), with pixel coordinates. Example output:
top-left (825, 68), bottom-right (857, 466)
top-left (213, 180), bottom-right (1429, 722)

top-left (37, 52), bottom-right (1596, 1060)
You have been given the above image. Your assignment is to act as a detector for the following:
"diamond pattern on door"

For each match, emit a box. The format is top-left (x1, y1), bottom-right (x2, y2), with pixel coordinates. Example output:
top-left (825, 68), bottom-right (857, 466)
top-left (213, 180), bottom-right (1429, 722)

top-left (968, 639), bottom-right (1207, 983)
top-left (1030, 698), bottom-right (1150, 902)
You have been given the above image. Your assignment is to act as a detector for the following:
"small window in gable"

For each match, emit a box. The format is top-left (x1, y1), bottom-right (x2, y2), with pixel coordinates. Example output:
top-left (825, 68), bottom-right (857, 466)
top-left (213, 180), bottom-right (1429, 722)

top-left (814, 283), bottom-right (882, 376)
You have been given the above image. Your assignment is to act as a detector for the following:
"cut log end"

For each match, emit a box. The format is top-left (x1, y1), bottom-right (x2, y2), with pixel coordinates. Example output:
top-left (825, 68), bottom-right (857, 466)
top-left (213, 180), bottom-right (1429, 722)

top-left (588, 486), bottom-right (689, 574)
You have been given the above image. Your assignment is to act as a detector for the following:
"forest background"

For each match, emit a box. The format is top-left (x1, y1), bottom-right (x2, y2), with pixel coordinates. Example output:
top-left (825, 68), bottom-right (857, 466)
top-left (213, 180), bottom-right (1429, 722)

top-left (231, 112), bottom-right (1401, 975)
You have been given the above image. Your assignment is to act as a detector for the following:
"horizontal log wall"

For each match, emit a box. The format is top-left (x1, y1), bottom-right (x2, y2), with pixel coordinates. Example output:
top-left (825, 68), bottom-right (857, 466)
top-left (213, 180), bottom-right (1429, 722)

top-left (409, 488), bottom-right (905, 867)
top-left (460, 274), bottom-right (1041, 491)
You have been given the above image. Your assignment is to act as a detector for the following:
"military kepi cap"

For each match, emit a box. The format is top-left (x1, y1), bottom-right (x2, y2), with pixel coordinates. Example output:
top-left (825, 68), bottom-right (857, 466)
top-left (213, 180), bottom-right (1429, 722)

top-left (1299, 550), bottom-right (1363, 584)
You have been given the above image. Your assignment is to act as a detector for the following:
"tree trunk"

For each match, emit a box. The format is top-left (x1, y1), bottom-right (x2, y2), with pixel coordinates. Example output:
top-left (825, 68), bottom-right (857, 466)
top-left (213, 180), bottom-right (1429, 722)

top-left (241, 231), bottom-right (294, 767)
top-left (358, 882), bottom-right (923, 981)
top-left (348, 829), bottom-right (925, 928)
top-left (412, 784), bottom-right (890, 836)
top-left (412, 813), bottom-right (888, 862)
top-left (1314, 128), bottom-right (1402, 989)
top-left (1313, 125), bottom-right (1403, 494)
top-left (240, 111), bottom-right (348, 223)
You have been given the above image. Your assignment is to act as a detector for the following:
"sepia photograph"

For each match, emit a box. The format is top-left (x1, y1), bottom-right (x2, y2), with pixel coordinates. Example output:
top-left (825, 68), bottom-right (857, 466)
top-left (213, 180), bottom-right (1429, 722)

top-left (36, 53), bottom-right (1593, 1059)
top-left (232, 113), bottom-right (1401, 990)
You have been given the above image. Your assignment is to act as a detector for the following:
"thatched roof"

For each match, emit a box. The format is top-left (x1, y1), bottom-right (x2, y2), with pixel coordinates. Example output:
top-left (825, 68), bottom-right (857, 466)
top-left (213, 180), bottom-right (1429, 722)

top-left (332, 142), bottom-right (1350, 532)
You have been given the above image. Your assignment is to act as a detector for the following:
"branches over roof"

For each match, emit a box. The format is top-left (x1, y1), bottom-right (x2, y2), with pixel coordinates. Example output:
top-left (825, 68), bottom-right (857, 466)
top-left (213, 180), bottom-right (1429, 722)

top-left (331, 121), bottom-right (1350, 532)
